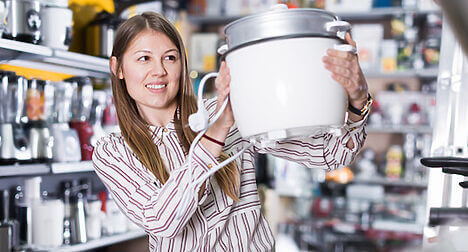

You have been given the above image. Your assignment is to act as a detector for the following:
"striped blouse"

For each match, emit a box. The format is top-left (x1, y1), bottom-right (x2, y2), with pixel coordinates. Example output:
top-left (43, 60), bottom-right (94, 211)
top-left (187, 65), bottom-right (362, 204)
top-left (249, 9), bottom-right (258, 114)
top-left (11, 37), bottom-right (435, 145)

top-left (92, 98), bottom-right (367, 251)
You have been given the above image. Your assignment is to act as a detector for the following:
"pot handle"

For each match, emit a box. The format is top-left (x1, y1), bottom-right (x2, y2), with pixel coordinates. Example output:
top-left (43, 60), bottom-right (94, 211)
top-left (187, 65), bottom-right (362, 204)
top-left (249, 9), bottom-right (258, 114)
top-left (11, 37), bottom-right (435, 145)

top-left (325, 20), bottom-right (351, 40)
top-left (188, 72), bottom-right (229, 132)
top-left (217, 44), bottom-right (229, 55)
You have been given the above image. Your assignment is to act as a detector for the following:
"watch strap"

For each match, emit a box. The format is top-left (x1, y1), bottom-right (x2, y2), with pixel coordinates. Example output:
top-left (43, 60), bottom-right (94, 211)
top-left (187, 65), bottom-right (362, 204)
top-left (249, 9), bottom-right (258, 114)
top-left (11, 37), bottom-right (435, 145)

top-left (348, 93), bottom-right (373, 116)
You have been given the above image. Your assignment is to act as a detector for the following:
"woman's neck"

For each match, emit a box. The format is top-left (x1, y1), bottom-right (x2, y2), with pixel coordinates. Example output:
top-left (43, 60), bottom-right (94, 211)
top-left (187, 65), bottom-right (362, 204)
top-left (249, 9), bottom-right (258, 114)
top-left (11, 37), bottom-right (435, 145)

top-left (137, 102), bottom-right (178, 127)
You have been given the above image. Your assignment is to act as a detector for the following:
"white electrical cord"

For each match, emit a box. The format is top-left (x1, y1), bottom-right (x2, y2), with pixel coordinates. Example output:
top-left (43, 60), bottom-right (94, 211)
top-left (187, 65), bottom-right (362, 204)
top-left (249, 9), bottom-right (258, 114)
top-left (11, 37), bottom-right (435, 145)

top-left (176, 72), bottom-right (253, 220)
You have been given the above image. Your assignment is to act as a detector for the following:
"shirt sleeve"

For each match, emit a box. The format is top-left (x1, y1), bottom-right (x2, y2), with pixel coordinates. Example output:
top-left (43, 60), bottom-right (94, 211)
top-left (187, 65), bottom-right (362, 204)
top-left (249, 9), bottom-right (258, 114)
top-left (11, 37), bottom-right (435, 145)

top-left (253, 114), bottom-right (368, 171)
top-left (92, 134), bottom-right (219, 238)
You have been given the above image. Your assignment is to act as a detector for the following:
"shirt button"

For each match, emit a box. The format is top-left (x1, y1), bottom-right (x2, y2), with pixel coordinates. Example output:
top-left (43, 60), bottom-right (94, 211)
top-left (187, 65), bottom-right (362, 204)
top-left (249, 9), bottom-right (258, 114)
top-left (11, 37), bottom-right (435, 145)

top-left (163, 128), bottom-right (168, 133)
top-left (208, 163), bottom-right (213, 168)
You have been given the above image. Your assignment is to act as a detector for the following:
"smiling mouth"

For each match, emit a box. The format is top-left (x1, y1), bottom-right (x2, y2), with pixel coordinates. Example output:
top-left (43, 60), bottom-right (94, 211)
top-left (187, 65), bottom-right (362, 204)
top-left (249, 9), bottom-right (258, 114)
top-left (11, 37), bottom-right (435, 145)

top-left (146, 84), bottom-right (167, 89)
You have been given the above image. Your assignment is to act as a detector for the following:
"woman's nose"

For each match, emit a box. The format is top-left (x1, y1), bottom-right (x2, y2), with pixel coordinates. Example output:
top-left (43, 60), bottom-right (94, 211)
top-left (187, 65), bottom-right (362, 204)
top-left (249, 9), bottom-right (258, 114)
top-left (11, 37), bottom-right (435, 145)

top-left (151, 60), bottom-right (167, 76)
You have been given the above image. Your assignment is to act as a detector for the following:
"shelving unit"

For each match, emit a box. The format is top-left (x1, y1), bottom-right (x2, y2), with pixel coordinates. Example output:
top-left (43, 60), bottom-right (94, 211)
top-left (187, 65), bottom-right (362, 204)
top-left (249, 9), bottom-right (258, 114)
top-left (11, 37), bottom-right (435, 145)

top-left (364, 68), bottom-right (438, 79)
top-left (352, 177), bottom-right (427, 188)
top-left (366, 125), bottom-right (433, 134)
top-left (0, 163), bottom-right (50, 177)
top-left (187, 7), bottom-right (441, 25)
top-left (0, 38), bottom-right (109, 78)
top-left (53, 230), bottom-right (147, 252)
top-left (0, 161), bottom-right (95, 177)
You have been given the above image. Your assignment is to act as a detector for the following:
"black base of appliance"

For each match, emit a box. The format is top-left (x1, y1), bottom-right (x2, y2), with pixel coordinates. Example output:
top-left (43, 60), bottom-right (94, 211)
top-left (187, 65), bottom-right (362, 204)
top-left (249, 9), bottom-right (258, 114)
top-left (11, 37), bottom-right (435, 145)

top-left (2, 33), bottom-right (41, 44)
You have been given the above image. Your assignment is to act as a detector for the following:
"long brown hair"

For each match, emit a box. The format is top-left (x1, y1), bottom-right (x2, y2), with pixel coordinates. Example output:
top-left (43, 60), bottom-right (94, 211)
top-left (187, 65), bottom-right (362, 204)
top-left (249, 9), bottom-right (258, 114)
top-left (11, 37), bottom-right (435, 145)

top-left (110, 12), bottom-right (239, 201)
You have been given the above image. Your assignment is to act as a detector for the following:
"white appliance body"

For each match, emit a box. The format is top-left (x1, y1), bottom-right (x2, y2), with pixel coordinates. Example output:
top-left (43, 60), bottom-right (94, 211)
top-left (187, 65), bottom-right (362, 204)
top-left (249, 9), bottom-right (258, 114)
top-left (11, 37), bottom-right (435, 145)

top-left (226, 37), bottom-right (348, 142)
top-left (40, 6), bottom-right (72, 50)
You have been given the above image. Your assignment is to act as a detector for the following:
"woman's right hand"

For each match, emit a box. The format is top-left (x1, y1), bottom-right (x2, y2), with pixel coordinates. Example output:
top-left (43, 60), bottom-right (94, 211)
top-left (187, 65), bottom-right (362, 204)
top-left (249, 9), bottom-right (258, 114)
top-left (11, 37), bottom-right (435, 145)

top-left (212, 61), bottom-right (235, 131)
top-left (202, 61), bottom-right (234, 157)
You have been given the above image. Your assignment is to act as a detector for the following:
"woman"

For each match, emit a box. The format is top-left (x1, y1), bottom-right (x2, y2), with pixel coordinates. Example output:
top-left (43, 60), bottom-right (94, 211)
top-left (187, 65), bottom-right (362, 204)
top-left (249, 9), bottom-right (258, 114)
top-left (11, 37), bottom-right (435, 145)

top-left (93, 12), bottom-right (369, 251)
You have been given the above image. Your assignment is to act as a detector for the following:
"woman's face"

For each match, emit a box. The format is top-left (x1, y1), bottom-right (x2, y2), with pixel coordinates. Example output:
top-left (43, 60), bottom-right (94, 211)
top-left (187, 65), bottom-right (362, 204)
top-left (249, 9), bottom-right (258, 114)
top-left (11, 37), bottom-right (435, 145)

top-left (118, 29), bottom-right (181, 121)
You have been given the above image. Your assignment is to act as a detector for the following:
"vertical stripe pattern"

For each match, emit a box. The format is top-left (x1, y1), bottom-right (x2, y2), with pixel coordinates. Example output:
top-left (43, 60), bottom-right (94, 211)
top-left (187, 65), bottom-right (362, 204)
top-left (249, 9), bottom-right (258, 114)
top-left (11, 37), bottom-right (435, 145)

top-left (92, 98), bottom-right (367, 251)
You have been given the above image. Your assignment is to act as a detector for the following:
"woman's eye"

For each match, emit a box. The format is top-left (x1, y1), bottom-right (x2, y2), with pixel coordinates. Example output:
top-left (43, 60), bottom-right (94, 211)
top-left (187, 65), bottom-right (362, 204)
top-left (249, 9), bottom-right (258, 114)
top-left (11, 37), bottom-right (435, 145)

top-left (164, 55), bottom-right (177, 61)
top-left (138, 56), bottom-right (150, 62)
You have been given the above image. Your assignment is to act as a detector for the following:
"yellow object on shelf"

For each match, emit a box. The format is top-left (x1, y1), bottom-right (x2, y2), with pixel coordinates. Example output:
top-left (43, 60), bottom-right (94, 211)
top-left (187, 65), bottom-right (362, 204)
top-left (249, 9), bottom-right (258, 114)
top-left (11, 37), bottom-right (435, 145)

top-left (68, 0), bottom-right (114, 13)
top-left (0, 65), bottom-right (74, 81)
top-left (68, 0), bottom-right (115, 54)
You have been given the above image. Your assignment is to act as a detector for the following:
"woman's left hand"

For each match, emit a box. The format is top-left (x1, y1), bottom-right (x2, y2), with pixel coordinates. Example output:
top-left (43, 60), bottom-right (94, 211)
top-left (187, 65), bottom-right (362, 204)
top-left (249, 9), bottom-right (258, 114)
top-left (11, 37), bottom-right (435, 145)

top-left (322, 32), bottom-right (369, 111)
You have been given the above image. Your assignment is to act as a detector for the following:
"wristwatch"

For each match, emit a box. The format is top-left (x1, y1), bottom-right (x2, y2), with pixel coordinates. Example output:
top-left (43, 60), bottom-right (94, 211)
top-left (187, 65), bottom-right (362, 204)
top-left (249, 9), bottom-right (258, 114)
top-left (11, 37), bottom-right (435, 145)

top-left (348, 93), bottom-right (373, 116)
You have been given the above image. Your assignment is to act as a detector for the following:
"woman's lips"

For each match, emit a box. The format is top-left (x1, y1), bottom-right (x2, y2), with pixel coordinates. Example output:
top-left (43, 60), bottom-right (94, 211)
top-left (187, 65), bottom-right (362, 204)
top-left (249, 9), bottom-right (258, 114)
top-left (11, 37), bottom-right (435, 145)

top-left (145, 83), bottom-right (167, 93)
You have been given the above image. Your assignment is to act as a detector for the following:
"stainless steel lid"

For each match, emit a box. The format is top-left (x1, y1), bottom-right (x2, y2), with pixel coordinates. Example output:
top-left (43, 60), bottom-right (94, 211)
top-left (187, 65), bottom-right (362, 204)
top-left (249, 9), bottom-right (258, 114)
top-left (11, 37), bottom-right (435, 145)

top-left (224, 5), bottom-right (349, 50)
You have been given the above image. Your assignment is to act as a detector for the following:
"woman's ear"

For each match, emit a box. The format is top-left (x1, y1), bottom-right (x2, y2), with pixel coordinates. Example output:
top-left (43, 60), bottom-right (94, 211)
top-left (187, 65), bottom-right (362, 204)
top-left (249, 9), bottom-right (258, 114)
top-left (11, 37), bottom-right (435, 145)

top-left (110, 56), bottom-right (124, 79)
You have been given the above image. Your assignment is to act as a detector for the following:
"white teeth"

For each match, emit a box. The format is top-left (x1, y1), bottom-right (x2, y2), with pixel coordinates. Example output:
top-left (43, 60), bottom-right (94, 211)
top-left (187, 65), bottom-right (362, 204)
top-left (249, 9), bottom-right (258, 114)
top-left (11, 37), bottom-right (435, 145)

top-left (146, 84), bottom-right (166, 89)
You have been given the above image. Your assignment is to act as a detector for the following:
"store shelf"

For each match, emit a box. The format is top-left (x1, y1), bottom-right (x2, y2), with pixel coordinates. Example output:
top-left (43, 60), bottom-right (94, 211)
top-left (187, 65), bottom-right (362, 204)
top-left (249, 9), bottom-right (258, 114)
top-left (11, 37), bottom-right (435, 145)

top-left (54, 229), bottom-right (147, 252)
top-left (336, 7), bottom-right (441, 20)
top-left (187, 7), bottom-right (441, 25)
top-left (366, 125), bottom-right (432, 134)
top-left (188, 15), bottom-right (242, 25)
top-left (352, 177), bottom-right (427, 188)
top-left (0, 161), bottom-right (95, 177)
top-left (364, 68), bottom-right (438, 79)
top-left (50, 161), bottom-right (95, 174)
top-left (0, 163), bottom-right (50, 177)
top-left (0, 38), bottom-right (109, 78)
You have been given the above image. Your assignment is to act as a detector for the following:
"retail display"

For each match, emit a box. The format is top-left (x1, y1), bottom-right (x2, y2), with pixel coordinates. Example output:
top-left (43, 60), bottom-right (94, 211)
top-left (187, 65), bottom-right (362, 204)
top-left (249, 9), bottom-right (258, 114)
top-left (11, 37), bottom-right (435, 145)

top-left (67, 76), bottom-right (94, 161)
top-left (0, 71), bottom-right (30, 164)
top-left (85, 11), bottom-right (123, 58)
top-left (0, 2), bottom-right (447, 251)
top-left (0, 1), bottom-right (6, 37)
top-left (50, 81), bottom-right (81, 162)
top-left (3, 0), bottom-right (42, 44)
top-left (25, 79), bottom-right (54, 163)
top-left (39, 0), bottom-right (73, 50)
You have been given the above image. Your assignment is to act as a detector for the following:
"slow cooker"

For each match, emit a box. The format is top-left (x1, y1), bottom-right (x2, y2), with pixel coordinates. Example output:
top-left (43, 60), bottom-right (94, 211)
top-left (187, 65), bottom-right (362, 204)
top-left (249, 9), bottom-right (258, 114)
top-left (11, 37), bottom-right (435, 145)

top-left (217, 5), bottom-right (354, 143)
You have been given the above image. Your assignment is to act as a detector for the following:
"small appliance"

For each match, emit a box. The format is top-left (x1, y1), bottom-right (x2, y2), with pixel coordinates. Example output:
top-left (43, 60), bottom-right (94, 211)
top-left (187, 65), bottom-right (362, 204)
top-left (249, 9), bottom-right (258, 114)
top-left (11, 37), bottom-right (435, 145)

top-left (0, 71), bottom-right (31, 164)
top-left (39, 0), bottom-right (72, 50)
top-left (0, 1), bottom-right (7, 37)
top-left (66, 76), bottom-right (94, 160)
top-left (4, 0), bottom-right (42, 44)
top-left (89, 90), bottom-right (107, 147)
top-left (25, 78), bottom-right (53, 163)
top-left (85, 11), bottom-right (122, 58)
top-left (218, 5), bottom-right (352, 143)
top-left (50, 81), bottom-right (81, 162)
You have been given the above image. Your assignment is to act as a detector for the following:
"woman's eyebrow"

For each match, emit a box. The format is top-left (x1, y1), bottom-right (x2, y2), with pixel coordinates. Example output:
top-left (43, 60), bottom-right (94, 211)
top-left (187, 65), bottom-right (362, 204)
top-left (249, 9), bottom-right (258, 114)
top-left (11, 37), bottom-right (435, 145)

top-left (165, 48), bottom-right (179, 54)
top-left (134, 49), bottom-right (152, 54)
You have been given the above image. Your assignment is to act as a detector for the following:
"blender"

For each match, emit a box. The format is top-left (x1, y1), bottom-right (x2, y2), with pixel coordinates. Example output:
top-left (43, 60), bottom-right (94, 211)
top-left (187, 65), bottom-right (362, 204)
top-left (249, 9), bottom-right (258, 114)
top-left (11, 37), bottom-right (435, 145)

top-left (24, 78), bottom-right (53, 163)
top-left (66, 77), bottom-right (94, 161)
top-left (89, 90), bottom-right (107, 147)
top-left (50, 81), bottom-right (81, 162)
top-left (0, 71), bottom-right (31, 164)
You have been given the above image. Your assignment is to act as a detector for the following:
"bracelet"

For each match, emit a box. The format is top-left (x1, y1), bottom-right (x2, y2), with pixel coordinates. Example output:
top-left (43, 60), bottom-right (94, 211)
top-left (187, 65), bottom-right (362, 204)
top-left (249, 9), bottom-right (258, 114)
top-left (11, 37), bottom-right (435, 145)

top-left (202, 134), bottom-right (225, 147)
top-left (348, 93), bottom-right (373, 116)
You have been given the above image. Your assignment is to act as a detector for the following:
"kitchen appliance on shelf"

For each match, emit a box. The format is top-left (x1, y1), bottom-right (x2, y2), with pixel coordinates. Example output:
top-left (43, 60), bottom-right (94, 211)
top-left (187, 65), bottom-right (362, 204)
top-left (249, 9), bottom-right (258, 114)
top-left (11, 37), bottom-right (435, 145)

top-left (0, 189), bottom-right (20, 252)
top-left (200, 5), bottom-right (352, 145)
top-left (0, 1), bottom-right (7, 37)
top-left (25, 78), bottom-right (54, 163)
top-left (0, 71), bottom-right (31, 164)
top-left (62, 180), bottom-right (89, 245)
top-left (50, 81), bottom-right (81, 162)
top-left (89, 90), bottom-right (107, 147)
top-left (66, 76), bottom-right (94, 161)
top-left (3, 0), bottom-right (42, 44)
top-left (39, 0), bottom-right (72, 50)
top-left (85, 11), bottom-right (122, 58)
